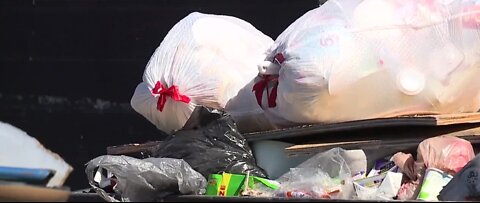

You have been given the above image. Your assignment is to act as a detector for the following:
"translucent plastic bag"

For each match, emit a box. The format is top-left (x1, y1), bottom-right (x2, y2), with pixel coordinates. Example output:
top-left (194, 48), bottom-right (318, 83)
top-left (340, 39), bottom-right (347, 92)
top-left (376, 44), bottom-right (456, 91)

top-left (131, 12), bottom-right (274, 134)
top-left (273, 148), bottom-right (357, 199)
top-left (255, 0), bottom-right (480, 125)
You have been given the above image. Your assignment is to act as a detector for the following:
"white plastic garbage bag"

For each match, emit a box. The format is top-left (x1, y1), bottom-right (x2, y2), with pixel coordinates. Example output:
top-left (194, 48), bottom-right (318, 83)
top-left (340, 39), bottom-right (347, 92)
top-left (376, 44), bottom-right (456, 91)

top-left (254, 0), bottom-right (480, 125)
top-left (131, 12), bottom-right (274, 134)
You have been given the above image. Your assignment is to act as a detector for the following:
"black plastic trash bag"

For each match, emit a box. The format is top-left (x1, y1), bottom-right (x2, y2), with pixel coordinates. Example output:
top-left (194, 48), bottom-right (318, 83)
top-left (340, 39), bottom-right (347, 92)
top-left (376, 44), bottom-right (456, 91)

top-left (439, 154), bottom-right (480, 201)
top-left (152, 106), bottom-right (267, 178)
top-left (85, 155), bottom-right (207, 202)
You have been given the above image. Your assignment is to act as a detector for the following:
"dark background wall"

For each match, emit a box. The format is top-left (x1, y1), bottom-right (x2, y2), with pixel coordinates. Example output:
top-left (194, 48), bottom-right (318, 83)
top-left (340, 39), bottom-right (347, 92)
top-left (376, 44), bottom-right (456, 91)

top-left (0, 0), bottom-right (320, 190)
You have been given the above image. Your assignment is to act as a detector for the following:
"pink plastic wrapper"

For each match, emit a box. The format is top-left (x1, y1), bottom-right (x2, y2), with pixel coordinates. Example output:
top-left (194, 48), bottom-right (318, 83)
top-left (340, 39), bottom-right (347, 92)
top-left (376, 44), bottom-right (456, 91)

top-left (392, 136), bottom-right (475, 200)
top-left (418, 136), bottom-right (475, 174)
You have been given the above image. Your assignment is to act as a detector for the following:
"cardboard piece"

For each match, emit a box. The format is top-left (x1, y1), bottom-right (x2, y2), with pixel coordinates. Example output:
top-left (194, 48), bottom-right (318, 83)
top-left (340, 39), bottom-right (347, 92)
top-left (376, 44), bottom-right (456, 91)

top-left (244, 113), bottom-right (480, 142)
top-left (106, 141), bottom-right (162, 159)
top-left (286, 135), bottom-right (480, 154)
top-left (0, 182), bottom-right (70, 202)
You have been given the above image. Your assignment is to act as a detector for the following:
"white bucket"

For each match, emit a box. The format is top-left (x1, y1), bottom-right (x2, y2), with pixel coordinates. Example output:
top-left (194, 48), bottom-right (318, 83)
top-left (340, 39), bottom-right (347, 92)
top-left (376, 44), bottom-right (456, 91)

top-left (250, 140), bottom-right (309, 179)
top-left (417, 168), bottom-right (453, 201)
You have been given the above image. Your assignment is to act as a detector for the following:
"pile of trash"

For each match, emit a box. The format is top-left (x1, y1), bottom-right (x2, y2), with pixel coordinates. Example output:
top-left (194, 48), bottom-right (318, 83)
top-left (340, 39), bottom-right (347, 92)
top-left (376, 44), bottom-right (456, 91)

top-left (85, 107), bottom-right (480, 201)
top-left (86, 0), bottom-right (480, 201)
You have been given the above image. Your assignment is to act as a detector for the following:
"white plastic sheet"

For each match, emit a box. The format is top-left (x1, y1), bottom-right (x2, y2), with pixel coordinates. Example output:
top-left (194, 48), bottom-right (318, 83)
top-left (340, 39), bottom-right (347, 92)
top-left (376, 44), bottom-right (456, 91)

top-left (0, 121), bottom-right (73, 187)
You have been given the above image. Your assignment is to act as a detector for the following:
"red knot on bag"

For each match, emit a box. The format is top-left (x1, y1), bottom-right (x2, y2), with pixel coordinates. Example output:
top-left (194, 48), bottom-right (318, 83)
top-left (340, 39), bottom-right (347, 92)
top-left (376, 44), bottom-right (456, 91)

top-left (152, 81), bottom-right (191, 112)
top-left (252, 75), bottom-right (278, 108)
top-left (252, 53), bottom-right (284, 108)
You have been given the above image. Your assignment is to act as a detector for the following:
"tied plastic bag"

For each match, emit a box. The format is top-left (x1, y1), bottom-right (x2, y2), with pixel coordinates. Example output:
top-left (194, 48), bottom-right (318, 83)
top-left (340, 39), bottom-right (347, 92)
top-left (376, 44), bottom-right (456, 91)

top-left (131, 12), bottom-right (274, 134)
top-left (152, 106), bottom-right (267, 178)
top-left (254, 0), bottom-right (480, 126)
top-left (85, 155), bottom-right (207, 202)
top-left (392, 135), bottom-right (475, 200)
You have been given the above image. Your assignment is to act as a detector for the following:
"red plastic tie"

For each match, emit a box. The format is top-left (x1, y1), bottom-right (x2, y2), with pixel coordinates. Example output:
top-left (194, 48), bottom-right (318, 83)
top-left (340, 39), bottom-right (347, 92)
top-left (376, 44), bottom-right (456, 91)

top-left (152, 81), bottom-right (191, 112)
